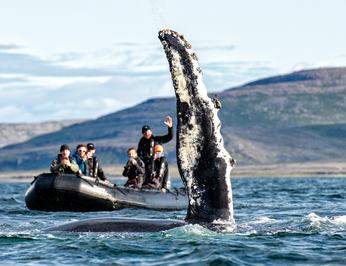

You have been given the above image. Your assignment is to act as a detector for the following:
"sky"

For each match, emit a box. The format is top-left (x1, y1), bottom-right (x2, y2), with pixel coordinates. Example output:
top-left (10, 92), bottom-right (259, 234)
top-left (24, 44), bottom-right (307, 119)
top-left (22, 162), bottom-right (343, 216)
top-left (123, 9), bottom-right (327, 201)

top-left (0, 0), bottom-right (345, 123)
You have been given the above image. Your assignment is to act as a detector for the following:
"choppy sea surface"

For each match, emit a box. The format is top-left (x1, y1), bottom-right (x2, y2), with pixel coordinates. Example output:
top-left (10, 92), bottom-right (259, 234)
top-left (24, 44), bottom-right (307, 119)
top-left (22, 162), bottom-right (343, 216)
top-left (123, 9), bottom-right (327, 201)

top-left (1, 177), bottom-right (345, 265)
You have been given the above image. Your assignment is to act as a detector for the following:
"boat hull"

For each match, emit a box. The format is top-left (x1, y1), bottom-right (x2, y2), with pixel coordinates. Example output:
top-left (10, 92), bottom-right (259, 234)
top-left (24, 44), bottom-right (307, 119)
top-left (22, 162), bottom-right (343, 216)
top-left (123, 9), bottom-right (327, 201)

top-left (25, 173), bottom-right (187, 212)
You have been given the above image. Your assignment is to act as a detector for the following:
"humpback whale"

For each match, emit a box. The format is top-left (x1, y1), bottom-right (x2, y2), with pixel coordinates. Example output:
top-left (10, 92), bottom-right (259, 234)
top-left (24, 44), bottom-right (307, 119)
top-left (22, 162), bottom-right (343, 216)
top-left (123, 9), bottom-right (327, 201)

top-left (47, 29), bottom-right (235, 232)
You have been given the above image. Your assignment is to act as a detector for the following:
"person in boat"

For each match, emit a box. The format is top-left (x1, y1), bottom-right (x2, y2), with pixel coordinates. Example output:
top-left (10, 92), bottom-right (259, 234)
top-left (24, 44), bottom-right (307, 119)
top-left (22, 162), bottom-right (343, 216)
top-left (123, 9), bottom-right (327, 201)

top-left (72, 144), bottom-right (89, 175)
top-left (142, 144), bottom-right (170, 192)
top-left (86, 143), bottom-right (107, 181)
top-left (50, 144), bottom-right (79, 174)
top-left (122, 147), bottom-right (145, 188)
top-left (137, 116), bottom-right (173, 182)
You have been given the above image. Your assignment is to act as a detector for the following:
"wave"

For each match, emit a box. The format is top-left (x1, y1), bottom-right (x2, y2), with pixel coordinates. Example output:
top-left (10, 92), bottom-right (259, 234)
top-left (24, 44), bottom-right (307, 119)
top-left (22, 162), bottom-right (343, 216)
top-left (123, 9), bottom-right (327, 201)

top-left (0, 233), bottom-right (36, 243)
top-left (307, 212), bottom-right (346, 231)
top-left (247, 216), bottom-right (277, 225)
top-left (162, 224), bottom-right (217, 238)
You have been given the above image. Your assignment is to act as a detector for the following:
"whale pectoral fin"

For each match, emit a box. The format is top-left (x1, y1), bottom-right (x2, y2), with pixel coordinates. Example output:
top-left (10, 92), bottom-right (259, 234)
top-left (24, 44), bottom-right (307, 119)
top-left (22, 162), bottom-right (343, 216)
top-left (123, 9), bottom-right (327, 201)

top-left (159, 29), bottom-right (235, 226)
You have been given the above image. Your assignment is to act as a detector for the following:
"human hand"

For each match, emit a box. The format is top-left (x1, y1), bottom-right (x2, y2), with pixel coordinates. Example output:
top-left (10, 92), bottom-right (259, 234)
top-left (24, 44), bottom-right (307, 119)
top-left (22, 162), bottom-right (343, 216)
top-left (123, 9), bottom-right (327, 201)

top-left (129, 158), bottom-right (137, 165)
top-left (164, 116), bottom-right (173, 128)
top-left (61, 158), bottom-right (70, 166)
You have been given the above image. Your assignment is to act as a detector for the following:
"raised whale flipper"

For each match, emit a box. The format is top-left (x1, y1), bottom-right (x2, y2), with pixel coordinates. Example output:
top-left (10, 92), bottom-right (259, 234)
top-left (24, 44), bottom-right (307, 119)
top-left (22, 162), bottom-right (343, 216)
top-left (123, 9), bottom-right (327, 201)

top-left (158, 29), bottom-right (236, 226)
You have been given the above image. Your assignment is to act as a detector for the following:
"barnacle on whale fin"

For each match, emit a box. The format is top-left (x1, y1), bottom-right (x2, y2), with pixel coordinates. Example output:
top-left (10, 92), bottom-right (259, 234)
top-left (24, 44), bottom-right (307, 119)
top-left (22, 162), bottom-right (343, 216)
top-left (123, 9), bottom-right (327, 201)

top-left (212, 96), bottom-right (222, 109)
top-left (191, 52), bottom-right (198, 61)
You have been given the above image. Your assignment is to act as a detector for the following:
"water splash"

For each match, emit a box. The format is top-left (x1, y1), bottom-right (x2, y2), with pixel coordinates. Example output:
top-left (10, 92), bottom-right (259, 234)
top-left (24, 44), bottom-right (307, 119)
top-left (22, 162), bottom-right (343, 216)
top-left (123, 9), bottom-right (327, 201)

top-left (247, 216), bottom-right (277, 225)
top-left (148, 0), bottom-right (168, 31)
top-left (308, 212), bottom-right (346, 232)
top-left (165, 224), bottom-right (216, 237)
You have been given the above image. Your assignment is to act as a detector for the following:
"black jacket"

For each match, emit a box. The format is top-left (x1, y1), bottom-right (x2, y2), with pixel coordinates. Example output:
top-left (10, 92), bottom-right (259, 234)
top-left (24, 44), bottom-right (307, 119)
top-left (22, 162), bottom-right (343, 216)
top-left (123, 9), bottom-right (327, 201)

top-left (137, 126), bottom-right (173, 164)
top-left (122, 157), bottom-right (145, 180)
top-left (87, 156), bottom-right (106, 180)
top-left (148, 156), bottom-right (169, 189)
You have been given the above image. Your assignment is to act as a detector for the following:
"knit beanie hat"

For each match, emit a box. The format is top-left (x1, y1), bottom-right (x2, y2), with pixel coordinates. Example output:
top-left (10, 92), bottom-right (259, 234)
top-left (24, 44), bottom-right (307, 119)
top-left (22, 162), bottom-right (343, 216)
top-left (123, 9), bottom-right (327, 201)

top-left (60, 144), bottom-right (70, 152)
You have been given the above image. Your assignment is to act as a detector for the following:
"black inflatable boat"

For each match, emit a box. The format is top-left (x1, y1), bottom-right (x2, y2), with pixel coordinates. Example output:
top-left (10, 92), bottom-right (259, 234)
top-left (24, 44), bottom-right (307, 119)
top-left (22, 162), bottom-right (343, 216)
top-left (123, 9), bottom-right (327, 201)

top-left (25, 173), bottom-right (187, 211)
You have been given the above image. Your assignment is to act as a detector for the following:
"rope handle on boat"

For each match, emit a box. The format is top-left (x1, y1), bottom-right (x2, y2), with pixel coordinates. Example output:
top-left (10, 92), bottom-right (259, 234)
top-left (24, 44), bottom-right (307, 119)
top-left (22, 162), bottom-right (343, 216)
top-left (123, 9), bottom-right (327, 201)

top-left (30, 175), bottom-right (39, 185)
top-left (173, 187), bottom-right (180, 198)
top-left (76, 173), bottom-right (95, 187)
top-left (116, 186), bottom-right (128, 196)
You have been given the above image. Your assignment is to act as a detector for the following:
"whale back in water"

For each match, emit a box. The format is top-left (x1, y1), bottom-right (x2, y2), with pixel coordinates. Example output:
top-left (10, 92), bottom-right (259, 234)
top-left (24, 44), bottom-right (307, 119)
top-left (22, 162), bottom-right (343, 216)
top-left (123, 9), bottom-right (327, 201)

top-left (158, 29), bottom-right (235, 226)
top-left (45, 218), bottom-right (186, 232)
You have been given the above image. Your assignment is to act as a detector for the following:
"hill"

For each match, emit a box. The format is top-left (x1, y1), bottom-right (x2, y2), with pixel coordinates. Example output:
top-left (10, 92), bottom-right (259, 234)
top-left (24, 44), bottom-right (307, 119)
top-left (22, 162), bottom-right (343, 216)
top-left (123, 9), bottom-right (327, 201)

top-left (0, 120), bottom-right (82, 148)
top-left (1, 67), bottom-right (346, 170)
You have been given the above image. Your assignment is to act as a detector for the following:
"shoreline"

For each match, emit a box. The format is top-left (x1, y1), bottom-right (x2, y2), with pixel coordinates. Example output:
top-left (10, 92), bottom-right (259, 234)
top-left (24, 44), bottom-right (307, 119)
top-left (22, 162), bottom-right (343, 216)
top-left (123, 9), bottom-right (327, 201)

top-left (1, 161), bottom-right (346, 183)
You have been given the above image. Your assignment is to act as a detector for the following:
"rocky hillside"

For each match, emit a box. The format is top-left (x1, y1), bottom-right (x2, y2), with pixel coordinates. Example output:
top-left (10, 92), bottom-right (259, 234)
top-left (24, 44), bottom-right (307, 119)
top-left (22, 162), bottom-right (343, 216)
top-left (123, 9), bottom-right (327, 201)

top-left (1, 67), bottom-right (346, 170)
top-left (0, 120), bottom-right (82, 148)
top-left (220, 67), bottom-right (346, 163)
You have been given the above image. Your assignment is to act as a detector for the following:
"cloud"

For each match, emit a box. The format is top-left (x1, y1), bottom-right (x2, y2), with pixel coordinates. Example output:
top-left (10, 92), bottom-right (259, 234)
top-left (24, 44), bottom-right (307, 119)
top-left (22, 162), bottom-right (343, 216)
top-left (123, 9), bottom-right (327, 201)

top-left (0, 105), bottom-right (34, 122)
top-left (0, 41), bottom-right (280, 123)
top-left (0, 44), bottom-right (19, 51)
top-left (0, 50), bottom-right (116, 77)
top-left (0, 75), bottom-right (27, 84)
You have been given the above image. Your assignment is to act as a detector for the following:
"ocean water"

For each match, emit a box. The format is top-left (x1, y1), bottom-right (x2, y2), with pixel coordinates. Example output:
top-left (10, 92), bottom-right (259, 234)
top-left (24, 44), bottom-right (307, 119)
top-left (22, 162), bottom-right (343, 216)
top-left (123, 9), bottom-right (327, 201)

top-left (0, 177), bottom-right (345, 265)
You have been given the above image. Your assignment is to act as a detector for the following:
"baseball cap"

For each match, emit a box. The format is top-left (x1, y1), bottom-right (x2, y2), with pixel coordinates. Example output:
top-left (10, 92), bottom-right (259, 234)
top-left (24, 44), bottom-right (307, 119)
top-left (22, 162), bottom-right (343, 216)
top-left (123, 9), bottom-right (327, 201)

top-left (142, 125), bottom-right (151, 133)
top-left (87, 143), bottom-right (95, 150)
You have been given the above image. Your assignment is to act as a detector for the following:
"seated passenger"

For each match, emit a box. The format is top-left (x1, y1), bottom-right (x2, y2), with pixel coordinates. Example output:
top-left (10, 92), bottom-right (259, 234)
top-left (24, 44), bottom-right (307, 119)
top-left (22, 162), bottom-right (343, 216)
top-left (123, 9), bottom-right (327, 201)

top-left (143, 144), bottom-right (170, 192)
top-left (72, 144), bottom-right (89, 175)
top-left (87, 143), bottom-right (107, 181)
top-left (50, 144), bottom-right (79, 174)
top-left (122, 148), bottom-right (145, 188)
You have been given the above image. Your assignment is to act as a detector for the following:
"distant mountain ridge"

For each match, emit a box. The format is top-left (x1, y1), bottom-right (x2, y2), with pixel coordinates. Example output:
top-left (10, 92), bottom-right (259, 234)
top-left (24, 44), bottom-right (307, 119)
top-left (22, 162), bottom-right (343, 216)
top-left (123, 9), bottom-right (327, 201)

top-left (1, 67), bottom-right (346, 170)
top-left (0, 120), bottom-right (83, 148)
top-left (244, 67), bottom-right (345, 86)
